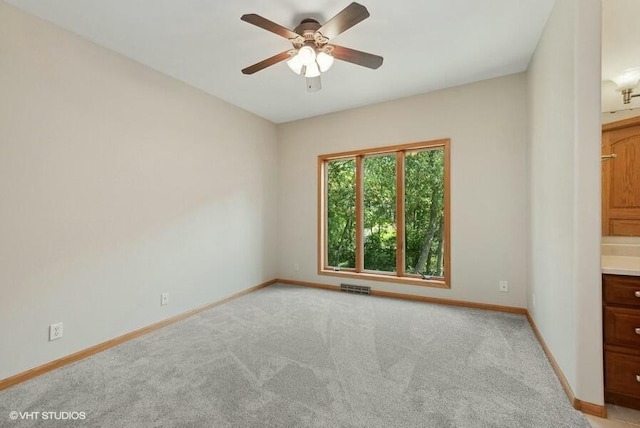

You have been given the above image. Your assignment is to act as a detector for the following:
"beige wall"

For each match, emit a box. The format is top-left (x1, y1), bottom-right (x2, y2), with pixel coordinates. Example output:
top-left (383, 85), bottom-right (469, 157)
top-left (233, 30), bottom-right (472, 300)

top-left (574, 0), bottom-right (603, 404)
top-left (0, 3), bottom-right (278, 380)
top-left (601, 110), bottom-right (640, 124)
top-left (277, 73), bottom-right (528, 308)
top-left (527, 0), bottom-right (603, 404)
top-left (527, 0), bottom-right (578, 393)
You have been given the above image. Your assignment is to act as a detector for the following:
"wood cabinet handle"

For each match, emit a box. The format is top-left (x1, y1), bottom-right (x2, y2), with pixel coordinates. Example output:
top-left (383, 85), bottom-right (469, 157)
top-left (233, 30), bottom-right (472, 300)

top-left (637, 375), bottom-right (640, 383)
top-left (636, 291), bottom-right (640, 298)
top-left (636, 328), bottom-right (640, 335)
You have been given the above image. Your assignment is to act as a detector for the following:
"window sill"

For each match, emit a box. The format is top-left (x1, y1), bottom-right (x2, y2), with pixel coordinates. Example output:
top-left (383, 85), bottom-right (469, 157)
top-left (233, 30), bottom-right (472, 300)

top-left (318, 269), bottom-right (450, 289)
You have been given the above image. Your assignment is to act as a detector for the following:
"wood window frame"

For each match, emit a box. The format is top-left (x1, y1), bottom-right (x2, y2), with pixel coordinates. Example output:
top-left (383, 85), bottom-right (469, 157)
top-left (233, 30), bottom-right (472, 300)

top-left (317, 139), bottom-right (451, 288)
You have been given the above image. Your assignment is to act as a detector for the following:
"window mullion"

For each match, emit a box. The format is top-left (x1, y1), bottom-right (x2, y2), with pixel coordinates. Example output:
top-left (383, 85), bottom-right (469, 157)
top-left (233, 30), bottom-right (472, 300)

top-left (396, 151), bottom-right (405, 277)
top-left (355, 155), bottom-right (364, 273)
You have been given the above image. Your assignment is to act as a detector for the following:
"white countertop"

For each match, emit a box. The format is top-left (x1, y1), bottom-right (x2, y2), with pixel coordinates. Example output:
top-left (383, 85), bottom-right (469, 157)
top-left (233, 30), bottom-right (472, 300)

top-left (602, 255), bottom-right (640, 276)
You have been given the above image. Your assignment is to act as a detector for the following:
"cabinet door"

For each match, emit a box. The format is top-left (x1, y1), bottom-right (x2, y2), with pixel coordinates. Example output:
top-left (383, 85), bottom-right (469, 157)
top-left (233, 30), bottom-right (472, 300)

top-left (604, 306), bottom-right (640, 347)
top-left (604, 274), bottom-right (640, 307)
top-left (605, 351), bottom-right (640, 398)
top-left (603, 120), bottom-right (640, 236)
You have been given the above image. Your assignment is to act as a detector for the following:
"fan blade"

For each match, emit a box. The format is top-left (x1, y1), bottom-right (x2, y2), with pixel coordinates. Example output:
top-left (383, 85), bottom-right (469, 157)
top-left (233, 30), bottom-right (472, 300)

top-left (241, 14), bottom-right (300, 40)
top-left (317, 2), bottom-right (370, 40)
top-left (330, 45), bottom-right (383, 69)
top-left (242, 51), bottom-right (292, 75)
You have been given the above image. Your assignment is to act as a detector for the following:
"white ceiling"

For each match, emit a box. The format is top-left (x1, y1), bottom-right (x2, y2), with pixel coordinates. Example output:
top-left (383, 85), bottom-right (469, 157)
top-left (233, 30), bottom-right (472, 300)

top-left (602, 0), bottom-right (640, 113)
top-left (6, 0), bottom-right (557, 123)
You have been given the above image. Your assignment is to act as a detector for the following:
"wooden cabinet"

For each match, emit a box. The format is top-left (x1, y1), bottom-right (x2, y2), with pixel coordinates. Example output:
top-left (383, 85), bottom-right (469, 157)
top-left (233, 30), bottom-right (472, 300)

top-left (604, 274), bottom-right (640, 409)
top-left (602, 116), bottom-right (640, 236)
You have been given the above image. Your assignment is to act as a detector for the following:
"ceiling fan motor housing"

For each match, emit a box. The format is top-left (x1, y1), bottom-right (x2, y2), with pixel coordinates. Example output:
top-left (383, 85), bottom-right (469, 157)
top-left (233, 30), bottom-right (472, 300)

top-left (292, 19), bottom-right (328, 49)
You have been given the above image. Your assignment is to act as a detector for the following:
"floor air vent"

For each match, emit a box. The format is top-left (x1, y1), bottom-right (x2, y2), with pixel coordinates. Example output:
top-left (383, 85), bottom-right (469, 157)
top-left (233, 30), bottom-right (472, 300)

top-left (340, 284), bottom-right (371, 295)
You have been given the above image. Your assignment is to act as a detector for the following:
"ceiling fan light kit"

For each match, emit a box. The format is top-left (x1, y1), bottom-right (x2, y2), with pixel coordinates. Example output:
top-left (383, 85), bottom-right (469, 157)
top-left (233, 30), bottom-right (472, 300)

top-left (296, 45), bottom-right (317, 66)
top-left (317, 52), bottom-right (335, 72)
top-left (285, 46), bottom-right (333, 92)
top-left (241, 2), bottom-right (383, 92)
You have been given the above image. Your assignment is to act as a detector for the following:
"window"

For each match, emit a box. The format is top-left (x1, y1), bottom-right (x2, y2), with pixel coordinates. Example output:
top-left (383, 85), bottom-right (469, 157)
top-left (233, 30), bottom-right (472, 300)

top-left (318, 139), bottom-right (450, 288)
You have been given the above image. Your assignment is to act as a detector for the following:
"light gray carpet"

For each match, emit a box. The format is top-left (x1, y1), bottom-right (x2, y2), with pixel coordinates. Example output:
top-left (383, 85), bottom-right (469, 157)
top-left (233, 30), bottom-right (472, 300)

top-left (0, 284), bottom-right (588, 427)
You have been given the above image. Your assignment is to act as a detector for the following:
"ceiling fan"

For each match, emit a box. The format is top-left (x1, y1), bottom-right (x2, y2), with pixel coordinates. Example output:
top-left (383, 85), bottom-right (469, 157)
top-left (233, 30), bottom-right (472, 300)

top-left (240, 2), bottom-right (383, 92)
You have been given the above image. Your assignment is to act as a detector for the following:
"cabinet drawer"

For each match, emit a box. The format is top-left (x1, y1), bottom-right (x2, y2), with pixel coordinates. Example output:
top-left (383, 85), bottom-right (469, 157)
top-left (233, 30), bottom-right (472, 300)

top-left (604, 275), bottom-right (640, 307)
top-left (606, 352), bottom-right (640, 397)
top-left (605, 307), bottom-right (640, 347)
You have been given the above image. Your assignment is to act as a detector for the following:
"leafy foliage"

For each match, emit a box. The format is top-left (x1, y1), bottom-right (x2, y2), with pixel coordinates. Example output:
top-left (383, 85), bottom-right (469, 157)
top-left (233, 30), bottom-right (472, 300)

top-left (327, 159), bottom-right (356, 268)
top-left (405, 149), bottom-right (444, 276)
top-left (326, 148), bottom-right (444, 277)
top-left (364, 155), bottom-right (396, 272)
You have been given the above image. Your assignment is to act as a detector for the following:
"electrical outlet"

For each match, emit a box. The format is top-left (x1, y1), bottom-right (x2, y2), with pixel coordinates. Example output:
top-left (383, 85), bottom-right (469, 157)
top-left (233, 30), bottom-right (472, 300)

top-left (49, 322), bottom-right (63, 341)
top-left (499, 281), bottom-right (509, 293)
top-left (293, 262), bottom-right (300, 272)
top-left (161, 292), bottom-right (169, 306)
